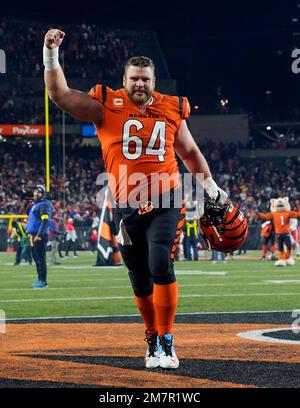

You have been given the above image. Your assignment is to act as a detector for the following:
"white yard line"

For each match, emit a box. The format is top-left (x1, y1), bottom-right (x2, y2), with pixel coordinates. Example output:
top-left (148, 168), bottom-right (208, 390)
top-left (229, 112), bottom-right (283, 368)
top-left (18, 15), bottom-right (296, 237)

top-left (50, 266), bottom-right (124, 270)
top-left (263, 280), bottom-right (300, 284)
top-left (176, 271), bottom-right (227, 275)
top-left (1, 292), bottom-right (300, 303)
top-left (0, 278), bottom-right (130, 282)
top-left (0, 267), bottom-right (227, 275)
top-left (0, 282), bottom-right (296, 291)
top-left (0, 273), bottom-right (229, 283)
top-left (1, 264), bottom-right (124, 269)
top-left (0, 284), bottom-right (227, 292)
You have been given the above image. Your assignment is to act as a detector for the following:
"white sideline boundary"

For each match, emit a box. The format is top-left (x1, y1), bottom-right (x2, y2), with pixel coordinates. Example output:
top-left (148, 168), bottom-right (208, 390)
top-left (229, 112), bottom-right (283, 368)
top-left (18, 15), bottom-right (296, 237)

top-left (6, 309), bottom-right (293, 322)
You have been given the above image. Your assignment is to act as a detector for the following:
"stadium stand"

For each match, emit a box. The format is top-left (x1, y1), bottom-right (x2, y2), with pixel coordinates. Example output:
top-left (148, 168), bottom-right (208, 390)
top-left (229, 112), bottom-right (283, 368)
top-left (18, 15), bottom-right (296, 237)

top-left (0, 18), bottom-right (171, 124)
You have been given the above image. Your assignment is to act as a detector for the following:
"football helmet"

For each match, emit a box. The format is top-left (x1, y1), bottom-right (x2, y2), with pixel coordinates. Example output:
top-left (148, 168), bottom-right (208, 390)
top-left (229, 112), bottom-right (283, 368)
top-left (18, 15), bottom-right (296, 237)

top-left (199, 198), bottom-right (248, 253)
top-left (35, 184), bottom-right (46, 196)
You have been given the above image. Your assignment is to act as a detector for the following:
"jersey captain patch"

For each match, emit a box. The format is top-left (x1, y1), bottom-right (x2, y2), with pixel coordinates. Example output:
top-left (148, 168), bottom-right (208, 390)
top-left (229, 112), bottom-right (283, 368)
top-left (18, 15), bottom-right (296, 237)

top-left (113, 98), bottom-right (123, 106)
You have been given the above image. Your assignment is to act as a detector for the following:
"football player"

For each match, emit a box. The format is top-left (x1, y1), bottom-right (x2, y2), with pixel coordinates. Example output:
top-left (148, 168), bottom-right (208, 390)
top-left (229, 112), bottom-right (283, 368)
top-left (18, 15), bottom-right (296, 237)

top-left (43, 29), bottom-right (228, 369)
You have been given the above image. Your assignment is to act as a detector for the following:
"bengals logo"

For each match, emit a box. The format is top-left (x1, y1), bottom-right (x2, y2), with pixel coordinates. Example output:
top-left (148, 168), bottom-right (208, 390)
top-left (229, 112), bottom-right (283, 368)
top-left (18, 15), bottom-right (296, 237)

top-left (138, 201), bottom-right (154, 215)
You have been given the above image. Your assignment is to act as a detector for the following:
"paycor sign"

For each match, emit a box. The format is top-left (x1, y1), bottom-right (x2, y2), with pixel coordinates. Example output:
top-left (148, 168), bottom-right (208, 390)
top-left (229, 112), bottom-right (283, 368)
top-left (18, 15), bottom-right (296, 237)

top-left (0, 125), bottom-right (53, 136)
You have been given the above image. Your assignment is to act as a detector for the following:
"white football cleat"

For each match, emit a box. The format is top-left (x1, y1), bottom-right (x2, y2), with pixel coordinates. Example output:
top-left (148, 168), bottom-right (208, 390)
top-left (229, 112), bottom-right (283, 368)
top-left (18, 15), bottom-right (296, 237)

top-left (157, 334), bottom-right (179, 369)
top-left (286, 257), bottom-right (296, 266)
top-left (275, 260), bottom-right (286, 267)
top-left (144, 331), bottom-right (160, 369)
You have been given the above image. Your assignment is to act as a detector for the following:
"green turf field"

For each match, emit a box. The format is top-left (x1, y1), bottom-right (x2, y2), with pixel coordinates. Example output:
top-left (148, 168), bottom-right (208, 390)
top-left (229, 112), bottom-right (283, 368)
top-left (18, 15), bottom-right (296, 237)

top-left (0, 251), bottom-right (299, 319)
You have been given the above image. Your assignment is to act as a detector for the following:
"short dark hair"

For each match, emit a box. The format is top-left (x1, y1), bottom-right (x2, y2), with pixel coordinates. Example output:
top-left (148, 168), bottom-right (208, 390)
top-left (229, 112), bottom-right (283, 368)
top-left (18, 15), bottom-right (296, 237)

top-left (124, 56), bottom-right (155, 75)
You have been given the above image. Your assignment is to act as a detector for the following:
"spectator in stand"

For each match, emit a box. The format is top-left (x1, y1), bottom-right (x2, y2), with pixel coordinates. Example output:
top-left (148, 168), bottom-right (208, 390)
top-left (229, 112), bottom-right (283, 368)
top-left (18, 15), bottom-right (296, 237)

top-left (90, 228), bottom-right (98, 253)
top-left (65, 217), bottom-right (78, 257)
top-left (49, 212), bottom-right (63, 265)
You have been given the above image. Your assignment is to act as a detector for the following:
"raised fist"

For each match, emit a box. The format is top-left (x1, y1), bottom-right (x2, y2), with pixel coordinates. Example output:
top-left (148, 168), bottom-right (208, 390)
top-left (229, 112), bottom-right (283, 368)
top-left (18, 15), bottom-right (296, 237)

top-left (44, 29), bottom-right (65, 49)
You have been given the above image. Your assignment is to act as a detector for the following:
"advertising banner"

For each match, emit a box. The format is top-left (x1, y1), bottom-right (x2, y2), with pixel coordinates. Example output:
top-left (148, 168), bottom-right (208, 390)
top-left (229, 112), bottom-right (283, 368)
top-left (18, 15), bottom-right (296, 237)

top-left (0, 125), bottom-right (52, 136)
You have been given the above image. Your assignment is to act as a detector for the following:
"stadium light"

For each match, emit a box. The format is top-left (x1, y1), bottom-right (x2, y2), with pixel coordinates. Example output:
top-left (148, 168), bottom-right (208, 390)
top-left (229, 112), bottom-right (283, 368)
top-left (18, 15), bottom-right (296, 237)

top-left (266, 126), bottom-right (272, 131)
top-left (220, 99), bottom-right (229, 107)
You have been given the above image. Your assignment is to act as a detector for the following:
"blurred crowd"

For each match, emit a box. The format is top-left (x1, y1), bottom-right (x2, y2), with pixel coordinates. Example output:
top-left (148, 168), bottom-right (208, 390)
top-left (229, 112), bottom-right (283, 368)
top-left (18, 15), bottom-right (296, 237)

top-left (0, 141), bottom-right (299, 230)
top-left (197, 141), bottom-right (300, 223)
top-left (0, 144), bottom-right (104, 221)
top-left (0, 18), bottom-right (139, 80)
top-left (0, 18), bottom-right (141, 124)
top-left (247, 131), bottom-right (300, 149)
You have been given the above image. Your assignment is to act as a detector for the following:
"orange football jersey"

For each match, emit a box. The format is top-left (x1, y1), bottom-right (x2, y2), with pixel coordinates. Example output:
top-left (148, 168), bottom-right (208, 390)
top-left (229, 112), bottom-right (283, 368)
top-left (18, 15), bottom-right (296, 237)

top-left (89, 85), bottom-right (190, 204)
top-left (259, 211), bottom-right (300, 234)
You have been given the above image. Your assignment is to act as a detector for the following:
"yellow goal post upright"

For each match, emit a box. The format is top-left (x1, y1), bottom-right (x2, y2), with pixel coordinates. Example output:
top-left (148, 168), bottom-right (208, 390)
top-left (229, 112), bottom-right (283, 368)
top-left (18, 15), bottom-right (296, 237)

top-left (1, 88), bottom-right (51, 218)
top-left (45, 87), bottom-right (50, 193)
top-left (0, 89), bottom-right (50, 250)
top-left (0, 215), bottom-right (28, 232)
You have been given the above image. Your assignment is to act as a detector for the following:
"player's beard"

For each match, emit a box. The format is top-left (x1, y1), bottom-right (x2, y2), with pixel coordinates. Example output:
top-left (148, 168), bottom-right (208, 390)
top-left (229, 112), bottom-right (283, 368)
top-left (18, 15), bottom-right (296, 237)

top-left (126, 88), bottom-right (152, 105)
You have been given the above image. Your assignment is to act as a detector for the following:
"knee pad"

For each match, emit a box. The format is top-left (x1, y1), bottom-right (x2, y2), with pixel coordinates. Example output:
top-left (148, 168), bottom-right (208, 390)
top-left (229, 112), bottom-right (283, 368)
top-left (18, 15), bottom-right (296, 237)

top-left (128, 270), bottom-right (153, 298)
top-left (149, 246), bottom-right (175, 285)
top-left (149, 246), bottom-right (169, 276)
